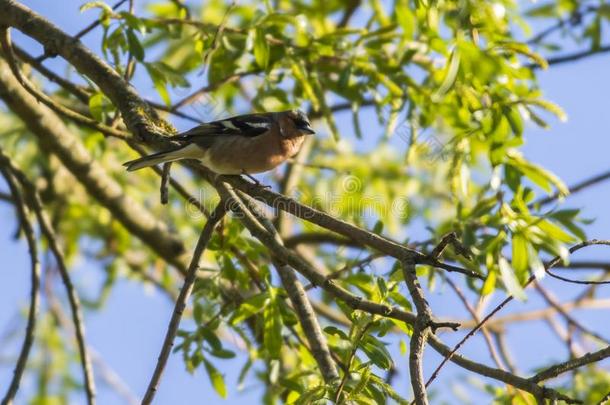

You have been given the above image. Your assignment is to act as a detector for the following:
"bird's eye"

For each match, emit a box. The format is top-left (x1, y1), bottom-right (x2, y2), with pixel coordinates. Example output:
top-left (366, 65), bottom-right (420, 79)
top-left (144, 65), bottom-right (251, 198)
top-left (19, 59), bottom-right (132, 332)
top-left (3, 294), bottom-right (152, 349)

top-left (294, 118), bottom-right (310, 128)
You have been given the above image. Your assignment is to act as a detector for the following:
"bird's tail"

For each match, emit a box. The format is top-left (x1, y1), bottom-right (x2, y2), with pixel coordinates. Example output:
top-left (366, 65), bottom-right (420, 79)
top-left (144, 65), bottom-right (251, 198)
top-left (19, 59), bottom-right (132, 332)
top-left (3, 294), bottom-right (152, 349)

top-left (123, 147), bottom-right (190, 171)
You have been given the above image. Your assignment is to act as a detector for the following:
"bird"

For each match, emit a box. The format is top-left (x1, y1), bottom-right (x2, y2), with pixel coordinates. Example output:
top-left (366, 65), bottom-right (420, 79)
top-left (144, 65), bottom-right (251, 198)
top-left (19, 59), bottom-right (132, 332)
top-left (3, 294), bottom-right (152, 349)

top-left (123, 110), bottom-right (315, 180)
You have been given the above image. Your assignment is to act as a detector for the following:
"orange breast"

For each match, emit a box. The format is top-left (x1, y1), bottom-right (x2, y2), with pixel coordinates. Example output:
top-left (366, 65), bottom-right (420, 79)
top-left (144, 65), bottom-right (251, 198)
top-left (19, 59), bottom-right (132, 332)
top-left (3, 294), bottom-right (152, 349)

top-left (205, 133), bottom-right (305, 174)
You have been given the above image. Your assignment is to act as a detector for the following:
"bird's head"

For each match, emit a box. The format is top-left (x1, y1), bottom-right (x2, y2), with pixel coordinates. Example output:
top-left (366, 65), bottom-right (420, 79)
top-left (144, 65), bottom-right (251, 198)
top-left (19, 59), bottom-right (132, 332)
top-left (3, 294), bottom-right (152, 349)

top-left (277, 110), bottom-right (315, 137)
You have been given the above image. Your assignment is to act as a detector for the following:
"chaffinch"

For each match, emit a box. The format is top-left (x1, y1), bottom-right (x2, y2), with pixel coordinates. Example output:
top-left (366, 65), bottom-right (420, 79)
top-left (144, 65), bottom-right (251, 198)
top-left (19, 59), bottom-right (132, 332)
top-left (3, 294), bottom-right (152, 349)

top-left (123, 110), bottom-right (315, 175)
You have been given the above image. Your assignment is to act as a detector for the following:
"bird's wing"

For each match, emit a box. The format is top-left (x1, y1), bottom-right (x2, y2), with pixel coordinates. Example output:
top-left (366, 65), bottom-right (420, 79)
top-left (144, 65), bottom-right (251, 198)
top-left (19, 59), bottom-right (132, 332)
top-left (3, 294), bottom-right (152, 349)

top-left (173, 113), bottom-right (274, 148)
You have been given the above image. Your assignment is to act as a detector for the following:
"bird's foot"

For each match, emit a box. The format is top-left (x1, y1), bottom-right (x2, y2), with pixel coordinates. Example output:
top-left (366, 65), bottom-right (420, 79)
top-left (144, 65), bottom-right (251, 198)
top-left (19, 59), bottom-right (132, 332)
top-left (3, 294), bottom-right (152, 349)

top-left (241, 171), bottom-right (271, 189)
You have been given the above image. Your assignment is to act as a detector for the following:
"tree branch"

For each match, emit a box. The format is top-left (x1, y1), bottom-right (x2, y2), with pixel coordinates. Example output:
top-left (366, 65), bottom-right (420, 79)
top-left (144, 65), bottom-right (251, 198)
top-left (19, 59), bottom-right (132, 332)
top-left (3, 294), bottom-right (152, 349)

top-left (426, 240), bottom-right (610, 390)
top-left (402, 260), bottom-right (432, 405)
top-left (530, 344), bottom-right (610, 383)
top-left (0, 56), bottom-right (185, 269)
top-left (236, 192), bottom-right (340, 382)
top-left (0, 151), bottom-right (97, 405)
top-left (0, 159), bottom-right (40, 405)
top-left (141, 203), bottom-right (226, 405)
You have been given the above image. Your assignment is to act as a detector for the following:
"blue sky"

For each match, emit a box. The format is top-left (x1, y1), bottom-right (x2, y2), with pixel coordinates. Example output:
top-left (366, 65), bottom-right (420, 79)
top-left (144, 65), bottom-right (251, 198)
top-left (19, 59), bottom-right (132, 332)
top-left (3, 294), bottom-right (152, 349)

top-left (1, 1), bottom-right (610, 404)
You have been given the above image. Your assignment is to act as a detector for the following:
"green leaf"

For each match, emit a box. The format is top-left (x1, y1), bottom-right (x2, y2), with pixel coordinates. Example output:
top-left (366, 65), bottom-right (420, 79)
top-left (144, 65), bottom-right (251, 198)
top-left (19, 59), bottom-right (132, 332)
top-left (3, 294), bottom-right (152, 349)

top-left (202, 358), bottom-right (227, 398)
top-left (537, 220), bottom-right (575, 243)
top-left (527, 244), bottom-right (546, 280)
top-left (209, 348), bottom-right (236, 359)
top-left (481, 269), bottom-right (496, 296)
top-left (200, 328), bottom-right (222, 351)
top-left (511, 233), bottom-right (529, 275)
top-left (88, 93), bottom-right (108, 122)
top-left (395, 0), bottom-right (415, 39)
top-left (237, 358), bottom-right (253, 390)
top-left (504, 106), bottom-right (523, 137)
top-left (507, 152), bottom-right (569, 196)
top-left (432, 48), bottom-right (460, 100)
top-left (324, 326), bottom-right (349, 340)
top-left (119, 11), bottom-right (146, 34)
top-left (253, 28), bottom-right (270, 69)
top-left (230, 292), bottom-right (268, 325)
top-left (498, 257), bottom-right (526, 301)
top-left (295, 386), bottom-right (326, 405)
top-left (360, 336), bottom-right (393, 370)
top-left (126, 29), bottom-right (145, 61)
top-left (290, 60), bottom-right (319, 110)
top-left (526, 99), bottom-right (567, 122)
top-left (263, 298), bottom-right (283, 359)
top-left (80, 1), bottom-right (113, 14)
top-left (144, 62), bottom-right (171, 106)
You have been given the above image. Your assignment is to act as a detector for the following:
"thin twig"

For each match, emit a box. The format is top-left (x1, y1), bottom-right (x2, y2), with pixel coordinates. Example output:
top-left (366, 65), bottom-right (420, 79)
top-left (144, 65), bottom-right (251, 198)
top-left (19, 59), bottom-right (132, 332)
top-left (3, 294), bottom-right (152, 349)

top-left (34, 0), bottom-right (129, 62)
top-left (442, 274), bottom-right (507, 370)
top-left (425, 240), bottom-right (610, 388)
top-left (141, 203), bottom-right (226, 405)
top-left (535, 282), bottom-right (610, 345)
top-left (535, 168), bottom-right (610, 208)
top-left (531, 344), bottom-right (610, 383)
top-left (45, 275), bottom-right (139, 405)
top-left (528, 45), bottom-right (610, 69)
top-left (0, 29), bottom-right (133, 142)
top-left (0, 152), bottom-right (97, 405)
top-left (335, 323), bottom-right (372, 404)
top-left (0, 163), bottom-right (40, 405)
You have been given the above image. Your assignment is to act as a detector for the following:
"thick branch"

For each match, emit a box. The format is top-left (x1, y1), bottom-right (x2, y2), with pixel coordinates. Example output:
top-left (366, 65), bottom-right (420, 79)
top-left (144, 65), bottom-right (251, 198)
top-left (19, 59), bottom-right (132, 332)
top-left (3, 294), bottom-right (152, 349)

top-left (402, 261), bottom-right (433, 405)
top-left (0, 57), bottom-right (185, 268)
top-left (0, 0), bottom-right (161, 139)
top-left (234, 192), bottom-right (340, 382)
top-left (274, 262), bottom-right (340, 382)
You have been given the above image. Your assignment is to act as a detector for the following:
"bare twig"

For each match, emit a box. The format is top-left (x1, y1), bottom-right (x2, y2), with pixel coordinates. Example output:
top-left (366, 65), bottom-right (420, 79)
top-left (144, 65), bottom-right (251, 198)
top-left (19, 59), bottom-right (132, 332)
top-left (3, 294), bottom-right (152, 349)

top-left (534, 282), bottom-right (610, 345)
top-left (34, 0), bottom-right (129, 62)
top-left (1, 28), bottom-right (132, 142)
top-left (45, 276), bottom-right (139, 405)
top-left (426, 334), bottom-right (581, 403)
top-left (141, 203), bottom-right (226, 405)
top-left (442, 274), bottom-right (507, 370)
top-left (531, 344), bottom-right (610, 383)
top-left (526, 43), bottom-right (610, 70)
top-left (535, 168), bottom-right (610, 207)
top-left (0, 151), bottom-right (97, 405)
top-left (425, 240), bottom-right (610, 388)
top-left (0, 162), bottom-right (40, 405)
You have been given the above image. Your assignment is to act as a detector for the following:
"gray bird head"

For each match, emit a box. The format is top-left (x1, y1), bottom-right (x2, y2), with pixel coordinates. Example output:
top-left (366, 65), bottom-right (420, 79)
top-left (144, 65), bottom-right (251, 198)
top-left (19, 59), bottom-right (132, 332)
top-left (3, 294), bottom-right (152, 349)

top-left (284, 109), bottom-right (315, 136)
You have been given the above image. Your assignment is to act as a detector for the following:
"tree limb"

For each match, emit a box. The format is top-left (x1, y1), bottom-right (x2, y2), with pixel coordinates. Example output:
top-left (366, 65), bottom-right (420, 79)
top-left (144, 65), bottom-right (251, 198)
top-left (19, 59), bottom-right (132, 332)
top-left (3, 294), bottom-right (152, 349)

top-left (141, 203), bottom-right (226, 405)
top-left (0, 159), bottom-right (40, 405)
top-left (0, 151), bottom-right (97, 405)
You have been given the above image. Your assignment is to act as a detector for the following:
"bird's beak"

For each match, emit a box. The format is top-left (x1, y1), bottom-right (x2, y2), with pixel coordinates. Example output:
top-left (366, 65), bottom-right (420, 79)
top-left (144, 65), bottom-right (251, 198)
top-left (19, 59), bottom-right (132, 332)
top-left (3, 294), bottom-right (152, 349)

top-left (299, 124), bottom-right (315, 135)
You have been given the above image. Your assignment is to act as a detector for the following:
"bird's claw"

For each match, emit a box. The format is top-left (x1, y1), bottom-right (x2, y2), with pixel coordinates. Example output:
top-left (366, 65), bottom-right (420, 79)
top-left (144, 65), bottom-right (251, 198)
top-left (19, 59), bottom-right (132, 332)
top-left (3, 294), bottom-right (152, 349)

top-left (241, 172), bottom-right (271, 189)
